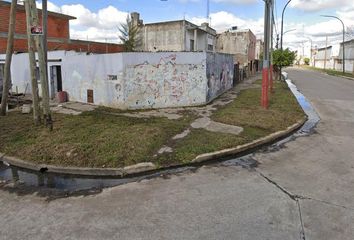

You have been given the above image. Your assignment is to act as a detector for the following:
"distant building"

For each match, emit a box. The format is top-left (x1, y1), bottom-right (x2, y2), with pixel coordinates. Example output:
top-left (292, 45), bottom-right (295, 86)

top-left (216, 28), bottom-right (257, 75)
top-left (0, 0), bottom-right (123, 54)
top-left (313, 46), bottom-right (334, 69)
top-left (255, 39), bottom-right (263, 71)
top-left (131, 12), bottom-right (217, 52)
top-left (336, 39), bottom-right (354, 73)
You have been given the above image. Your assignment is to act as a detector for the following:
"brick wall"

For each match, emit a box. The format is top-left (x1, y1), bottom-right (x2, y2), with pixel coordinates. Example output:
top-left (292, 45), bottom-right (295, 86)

top-left (0, 3), bottom-right (124, 54)
top-left (0, 4), bottom-right (70, 39)
top-left (0, 37), bottom-right (124, 54)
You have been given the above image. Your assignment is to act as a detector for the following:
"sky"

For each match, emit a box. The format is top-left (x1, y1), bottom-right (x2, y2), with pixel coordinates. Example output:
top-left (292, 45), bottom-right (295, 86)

top-left (20, 0), bottom-right (354, 50)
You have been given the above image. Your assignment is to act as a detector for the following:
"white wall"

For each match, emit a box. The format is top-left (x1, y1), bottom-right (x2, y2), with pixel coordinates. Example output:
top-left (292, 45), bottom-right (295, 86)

top-left (4, 51), bottom-right (234, 109)
top-left (0, 50), bottom-right (80, 98)
top-left (63, 52), bottom-right (210, 109)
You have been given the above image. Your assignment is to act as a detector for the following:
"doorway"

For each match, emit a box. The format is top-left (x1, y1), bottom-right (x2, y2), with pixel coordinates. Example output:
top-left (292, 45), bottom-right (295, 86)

top-left (50, 65), bottom-right (62, 99)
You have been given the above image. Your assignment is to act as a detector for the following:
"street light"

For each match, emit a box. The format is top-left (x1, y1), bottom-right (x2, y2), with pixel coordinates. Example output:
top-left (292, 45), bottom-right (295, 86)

top-left (279, 0), bottom-right (292, 80)
top-left (280, 0), bottom-right (293, 51)
top-left (321, 15), bottom-right (345, 73)
top-left (283, 28), bottom-right (296, 35)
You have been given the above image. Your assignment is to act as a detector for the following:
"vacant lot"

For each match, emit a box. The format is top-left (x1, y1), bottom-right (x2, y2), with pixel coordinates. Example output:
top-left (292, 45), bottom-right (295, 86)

top-left (0, 80), bottom-right (305, 168)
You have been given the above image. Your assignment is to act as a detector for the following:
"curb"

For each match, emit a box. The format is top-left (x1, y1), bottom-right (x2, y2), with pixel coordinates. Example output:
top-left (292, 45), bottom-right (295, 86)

top-left (192, 117), bottom-right (307, 163)
top-left (0, 155), bottom-right (157, 177)
top-left (0, 83), bottom-right (308, 178)
top-left (0, 116), bottom-right (306, 177)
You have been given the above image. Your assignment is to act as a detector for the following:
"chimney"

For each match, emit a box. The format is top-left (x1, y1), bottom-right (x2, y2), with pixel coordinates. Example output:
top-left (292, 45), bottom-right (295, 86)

top-left (131, 12), bottom-right (141, 27)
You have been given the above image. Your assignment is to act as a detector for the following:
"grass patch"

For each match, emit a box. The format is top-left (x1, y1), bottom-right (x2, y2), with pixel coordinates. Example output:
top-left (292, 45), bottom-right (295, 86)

top-left (0, 111), bottom-right (194, 168)
top-left (156, 80), bottom-right (305, 164)
top-left (302, 65), bottom-right (354, 79)
top-left (0, 79), bottom-right (305, 169)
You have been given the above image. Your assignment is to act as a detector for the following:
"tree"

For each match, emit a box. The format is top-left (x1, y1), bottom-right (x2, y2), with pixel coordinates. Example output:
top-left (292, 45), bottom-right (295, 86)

top-left (0, 0), bottom-right (17, 116)
top-left (272, 48), bottom-right (296, 71)
top-left (118, 15), bottom-right (141, 52)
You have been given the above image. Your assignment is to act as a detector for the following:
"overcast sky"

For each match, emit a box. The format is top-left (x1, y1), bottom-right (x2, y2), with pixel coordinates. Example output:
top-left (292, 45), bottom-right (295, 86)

top-left (28, 0), bottom-right (354, 50)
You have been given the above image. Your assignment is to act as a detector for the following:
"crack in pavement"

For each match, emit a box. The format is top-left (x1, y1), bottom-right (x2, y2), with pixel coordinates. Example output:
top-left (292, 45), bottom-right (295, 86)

top-left (256, 168), bottom-right (354, 239)
top-left (256, 170), bottom-right (307, 239)
top-left (256, 169), bottom-right (354, 211)
top-left (297, 200), bottom-right (306, 240)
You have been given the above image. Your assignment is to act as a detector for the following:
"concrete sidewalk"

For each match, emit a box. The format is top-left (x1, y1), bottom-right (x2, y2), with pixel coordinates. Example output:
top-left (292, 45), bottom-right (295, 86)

top-left (2, 68), bottom-right (353, 239)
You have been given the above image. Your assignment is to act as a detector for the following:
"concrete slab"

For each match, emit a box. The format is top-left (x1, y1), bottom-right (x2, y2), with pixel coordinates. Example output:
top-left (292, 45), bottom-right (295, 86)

top-left (0, 166), bottom-right (302, 240)
top-left (206, 121), bottom-right (243, 135)
top-left (300, 199), bottom-right (354, 240)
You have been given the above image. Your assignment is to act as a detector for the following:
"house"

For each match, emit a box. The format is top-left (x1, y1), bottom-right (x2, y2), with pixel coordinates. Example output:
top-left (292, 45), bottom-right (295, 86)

top-left (131, 12), bottom-right (217, 52)
top-left (215, 28), bottom-right (257, 76)
top-left (0, 0), bottom-right (123, 54)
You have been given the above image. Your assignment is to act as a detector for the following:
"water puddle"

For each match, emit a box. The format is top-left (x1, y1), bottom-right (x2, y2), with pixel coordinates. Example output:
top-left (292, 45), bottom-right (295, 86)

top-left (0, 79), bottom-right (320, 194)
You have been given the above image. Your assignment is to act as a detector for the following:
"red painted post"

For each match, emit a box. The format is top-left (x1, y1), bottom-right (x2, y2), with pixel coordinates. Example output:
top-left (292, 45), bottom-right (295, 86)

top-left (261, 67), bottom-right (269, 108)
top-left (269, 64), bottom-right (273, 92)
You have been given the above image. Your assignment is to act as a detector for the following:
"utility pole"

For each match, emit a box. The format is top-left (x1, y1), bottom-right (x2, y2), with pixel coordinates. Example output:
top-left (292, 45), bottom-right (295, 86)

top-left (262, 0), bottom-right (272, 109)
top-left (25, 0), bottom-right (41, 125)
top-left (321, 15), bottom-right (345, 73)
top-left (28, 0), bottom-right (52, 130)
top-left (0, 0), bottom-right (17, 115)
top-left (42, 0), bottom-right (48, 89)
top-left (269, 0), bottom-right (274, 92)
top-left (324, 36), bottom-right (328, 70)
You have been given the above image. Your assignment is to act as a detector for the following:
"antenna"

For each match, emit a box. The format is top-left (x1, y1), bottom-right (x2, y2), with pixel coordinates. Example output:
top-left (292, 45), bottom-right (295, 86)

top-left (207, 0), bottom-right (210, 24)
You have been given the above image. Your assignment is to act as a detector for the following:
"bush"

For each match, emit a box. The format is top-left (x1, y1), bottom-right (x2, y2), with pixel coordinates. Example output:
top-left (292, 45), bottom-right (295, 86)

top-left (304, 58), bottom-right (310, 65)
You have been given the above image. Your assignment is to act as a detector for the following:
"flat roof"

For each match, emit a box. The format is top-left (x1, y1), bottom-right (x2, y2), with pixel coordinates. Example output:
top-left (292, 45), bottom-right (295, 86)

top-left (0, 0), bottom-right (76, 20)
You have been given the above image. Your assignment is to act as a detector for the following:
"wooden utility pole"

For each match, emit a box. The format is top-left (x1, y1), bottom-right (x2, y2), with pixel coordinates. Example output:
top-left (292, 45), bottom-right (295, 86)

top-left (24, 0), bottom-right (41, 125)
top-left (28, 0), bottom-right (52, 130)
top-left (0, 0), bottom-right (17, 115)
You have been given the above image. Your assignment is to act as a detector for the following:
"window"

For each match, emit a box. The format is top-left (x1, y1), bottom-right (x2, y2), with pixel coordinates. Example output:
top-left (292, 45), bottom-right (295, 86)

top-left (208, 44), bottom-right (213, 51)
top-left (190, 40), bottom-right (195, 51)
top-left (107, 75), bottom-right (118, 80)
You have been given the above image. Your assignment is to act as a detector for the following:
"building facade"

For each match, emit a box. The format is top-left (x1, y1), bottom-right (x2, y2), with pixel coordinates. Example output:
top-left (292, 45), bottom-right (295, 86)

top-left (131, 12), bottom-right (217, 52)
top-left (216, 28), bottom-right (257, 75)
top-left (1, 51), bottom-right (234, 109)
top-left (0, 1), bottom-right (123, 54)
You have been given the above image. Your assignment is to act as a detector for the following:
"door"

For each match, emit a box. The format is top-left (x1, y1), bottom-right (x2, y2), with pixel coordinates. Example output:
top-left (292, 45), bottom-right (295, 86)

top-left (87, 89), bottom-right (94, 103)
top-left (0, 64), bottom-right (4, 94)
top-left (50, 66), bottom-right (57, 99)
top-left (50, 65), bottom-right (63, 99)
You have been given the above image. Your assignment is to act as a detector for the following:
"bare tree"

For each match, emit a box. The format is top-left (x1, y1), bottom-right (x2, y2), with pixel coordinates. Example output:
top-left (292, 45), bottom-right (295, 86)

top-left (0, 0), bottom-right (17, 115)
top-left (118, 15), bottom-right (142, 52)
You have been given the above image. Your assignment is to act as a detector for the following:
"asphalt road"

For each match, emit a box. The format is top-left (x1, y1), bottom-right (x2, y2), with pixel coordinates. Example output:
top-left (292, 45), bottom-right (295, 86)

top-left (1, 67), bottom-right (354, 240)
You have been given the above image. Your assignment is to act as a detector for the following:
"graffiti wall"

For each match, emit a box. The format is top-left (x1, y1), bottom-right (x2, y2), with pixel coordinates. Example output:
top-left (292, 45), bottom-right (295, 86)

top-left (122, 53), bottom-right (207, 108)
top-left (62, 52), bottom-right (233, 109)
top-left (206, 52), bottom-right (234, 102)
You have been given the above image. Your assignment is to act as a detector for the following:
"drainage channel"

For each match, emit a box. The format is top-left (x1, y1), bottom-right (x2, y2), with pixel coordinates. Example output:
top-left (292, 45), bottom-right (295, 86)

top-left (0, 79), bottom-right (320, 193)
